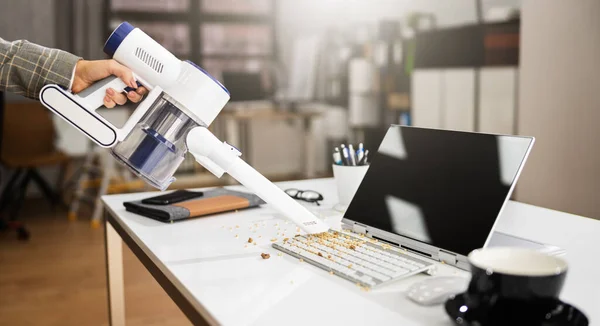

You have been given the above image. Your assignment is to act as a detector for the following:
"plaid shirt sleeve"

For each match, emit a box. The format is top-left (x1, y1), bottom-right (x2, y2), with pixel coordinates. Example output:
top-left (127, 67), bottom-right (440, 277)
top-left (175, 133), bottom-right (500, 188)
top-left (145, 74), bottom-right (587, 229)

top-left (0, 37), bottom-right (81, 99)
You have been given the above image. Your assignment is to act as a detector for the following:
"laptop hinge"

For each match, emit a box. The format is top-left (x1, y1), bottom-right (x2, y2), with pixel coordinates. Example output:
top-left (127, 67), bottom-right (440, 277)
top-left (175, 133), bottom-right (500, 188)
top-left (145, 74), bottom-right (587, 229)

top-left (352, 223), bottom-right (367, 234)
top-left (439, 250), bottom-right (457, 265)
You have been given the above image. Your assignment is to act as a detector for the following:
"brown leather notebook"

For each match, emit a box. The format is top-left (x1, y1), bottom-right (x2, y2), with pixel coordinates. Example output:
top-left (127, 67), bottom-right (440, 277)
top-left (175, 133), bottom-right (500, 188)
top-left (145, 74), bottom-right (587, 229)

top-left (123, 188), bottom-right (265, 222)
top-left (173, 195), bottom-right (250, 216)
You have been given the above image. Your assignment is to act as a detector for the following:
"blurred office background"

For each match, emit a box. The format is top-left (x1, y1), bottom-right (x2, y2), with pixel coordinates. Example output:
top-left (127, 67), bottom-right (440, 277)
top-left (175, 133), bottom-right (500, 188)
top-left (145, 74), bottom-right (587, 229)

top-left (1, 0), bottom-right (599, 324)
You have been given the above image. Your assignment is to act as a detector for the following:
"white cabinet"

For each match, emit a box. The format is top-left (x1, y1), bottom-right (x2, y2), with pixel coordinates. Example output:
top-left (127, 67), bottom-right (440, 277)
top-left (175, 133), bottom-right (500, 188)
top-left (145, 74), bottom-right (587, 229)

top-left (412, 67), bottom-right (517, 134)
top-left (442, 69), bottom-right (476, 131)
top-left (478, 67), bottom-right (517, 135)
top-left (412, 70), bottom-right (443, 128)
top-left (412, 69), bottom-right (476, 131)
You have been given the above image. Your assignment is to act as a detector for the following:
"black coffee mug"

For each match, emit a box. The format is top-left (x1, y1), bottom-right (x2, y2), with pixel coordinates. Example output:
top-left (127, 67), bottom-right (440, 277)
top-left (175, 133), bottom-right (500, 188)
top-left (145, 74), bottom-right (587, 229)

top-left (467, 247), bottom-right (567, 302)
top-left (444, 248), bottom-right (588, 325)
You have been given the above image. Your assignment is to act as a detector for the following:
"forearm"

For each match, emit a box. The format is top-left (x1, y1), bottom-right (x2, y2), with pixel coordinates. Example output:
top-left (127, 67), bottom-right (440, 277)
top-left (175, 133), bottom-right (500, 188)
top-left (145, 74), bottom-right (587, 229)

top-left (0, 38), bottom-right (80, 99)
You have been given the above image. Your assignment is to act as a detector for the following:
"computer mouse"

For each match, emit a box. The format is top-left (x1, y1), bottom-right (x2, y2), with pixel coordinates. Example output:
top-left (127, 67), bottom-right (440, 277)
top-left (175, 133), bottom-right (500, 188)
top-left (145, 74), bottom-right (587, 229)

top-left (406, 276), bottom-right (469, 306)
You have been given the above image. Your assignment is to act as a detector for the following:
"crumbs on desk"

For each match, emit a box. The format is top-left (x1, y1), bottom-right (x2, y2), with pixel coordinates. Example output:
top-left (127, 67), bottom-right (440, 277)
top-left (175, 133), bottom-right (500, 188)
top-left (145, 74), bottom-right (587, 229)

top-left (270, 238), bottom-right (278, 242)
top-left (248, 237), bottom-right (253, 243)
top-left (261, 253), bottom-right (270, 259)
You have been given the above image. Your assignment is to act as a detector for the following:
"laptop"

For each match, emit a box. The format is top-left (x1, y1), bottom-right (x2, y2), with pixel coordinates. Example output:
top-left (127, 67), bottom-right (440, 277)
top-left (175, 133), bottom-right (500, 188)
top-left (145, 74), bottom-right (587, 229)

top-left (274, 126), bottom-right (562, 287)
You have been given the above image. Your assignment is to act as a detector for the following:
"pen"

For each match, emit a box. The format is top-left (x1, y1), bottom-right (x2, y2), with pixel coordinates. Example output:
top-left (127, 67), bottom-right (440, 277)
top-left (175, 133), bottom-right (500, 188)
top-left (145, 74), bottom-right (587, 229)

top-left (348, 144), bottom-right (357, 165)
top-left (356, 143), bottom-right (364, 163)
top-left (333, 147), bottom-right (343, 165)
top-left (358, 149), bottom-right (369, 165)
top-left (340, 144), bottom-right (350, 166)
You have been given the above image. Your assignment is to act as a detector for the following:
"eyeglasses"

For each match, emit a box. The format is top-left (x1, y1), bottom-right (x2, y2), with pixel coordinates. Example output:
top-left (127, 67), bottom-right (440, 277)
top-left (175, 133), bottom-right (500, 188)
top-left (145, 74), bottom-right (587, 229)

top-left (285, 189), bottom-right (324, 206)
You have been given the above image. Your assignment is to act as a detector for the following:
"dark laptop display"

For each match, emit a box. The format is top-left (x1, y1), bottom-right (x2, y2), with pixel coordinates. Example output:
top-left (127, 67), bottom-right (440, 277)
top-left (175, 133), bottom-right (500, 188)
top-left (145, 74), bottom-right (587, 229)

top-left (344, 126), bottom-right (534, 256)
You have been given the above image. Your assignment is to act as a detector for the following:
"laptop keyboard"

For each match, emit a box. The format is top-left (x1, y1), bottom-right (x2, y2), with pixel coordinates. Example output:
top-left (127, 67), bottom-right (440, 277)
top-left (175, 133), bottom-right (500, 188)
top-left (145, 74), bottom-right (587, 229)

top-left (272, 230), bottom-right (433, 288)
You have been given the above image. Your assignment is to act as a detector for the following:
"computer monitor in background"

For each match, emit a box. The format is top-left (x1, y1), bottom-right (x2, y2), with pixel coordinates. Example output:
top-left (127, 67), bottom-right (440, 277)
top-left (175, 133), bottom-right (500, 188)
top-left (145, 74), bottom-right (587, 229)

top-left (222, 72), bottom-right (266, 102)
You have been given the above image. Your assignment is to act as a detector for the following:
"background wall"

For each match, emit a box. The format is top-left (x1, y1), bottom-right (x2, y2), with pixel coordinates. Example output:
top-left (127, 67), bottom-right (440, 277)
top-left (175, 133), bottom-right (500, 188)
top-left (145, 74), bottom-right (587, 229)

top-left (516, 0), bottom-right (600, 219)
top-left (257, 0), bottom-right (523, 176)
top-left (0, 0), bottom-right (55, 47)
top-left (275, 0), bottom-right (522, 66)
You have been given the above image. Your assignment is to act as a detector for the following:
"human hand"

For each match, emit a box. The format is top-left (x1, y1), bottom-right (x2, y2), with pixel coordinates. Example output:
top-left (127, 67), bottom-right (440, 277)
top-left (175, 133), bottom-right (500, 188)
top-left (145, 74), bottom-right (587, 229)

top-left (71, 59), bottom-right (148, 108)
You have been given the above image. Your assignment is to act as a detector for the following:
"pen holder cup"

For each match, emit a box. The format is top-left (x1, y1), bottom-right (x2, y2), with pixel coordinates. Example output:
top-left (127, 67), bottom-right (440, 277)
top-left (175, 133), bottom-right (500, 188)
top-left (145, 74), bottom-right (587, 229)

top-left (332, 164), bottom-right (369, 212)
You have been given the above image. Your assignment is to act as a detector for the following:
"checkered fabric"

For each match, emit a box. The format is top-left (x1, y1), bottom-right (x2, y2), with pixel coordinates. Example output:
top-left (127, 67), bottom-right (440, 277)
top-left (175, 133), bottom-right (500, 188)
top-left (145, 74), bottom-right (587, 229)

top-left (0, 38), bottom-right (80, 99)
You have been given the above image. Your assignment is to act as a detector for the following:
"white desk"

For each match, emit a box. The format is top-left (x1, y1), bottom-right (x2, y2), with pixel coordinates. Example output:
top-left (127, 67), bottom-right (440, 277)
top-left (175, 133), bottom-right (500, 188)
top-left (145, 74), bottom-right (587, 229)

top-left (102, 178), bottom-right (600, 326)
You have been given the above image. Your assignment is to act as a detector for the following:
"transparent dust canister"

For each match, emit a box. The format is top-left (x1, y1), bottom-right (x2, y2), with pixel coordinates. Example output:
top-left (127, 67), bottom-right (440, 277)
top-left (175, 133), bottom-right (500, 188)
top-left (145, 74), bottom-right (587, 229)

top-left (111, 93), bottom-right (200, 190)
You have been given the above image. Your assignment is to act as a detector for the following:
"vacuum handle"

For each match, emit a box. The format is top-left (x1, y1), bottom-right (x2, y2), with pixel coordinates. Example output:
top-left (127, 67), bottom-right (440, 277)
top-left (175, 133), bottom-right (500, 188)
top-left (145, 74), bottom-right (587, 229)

top-left (73, 75), bottom-right (130, 110)
top-left (39, 77), bottom-right (162, 148)
top-left (40, 84), bottom-right (119, 147)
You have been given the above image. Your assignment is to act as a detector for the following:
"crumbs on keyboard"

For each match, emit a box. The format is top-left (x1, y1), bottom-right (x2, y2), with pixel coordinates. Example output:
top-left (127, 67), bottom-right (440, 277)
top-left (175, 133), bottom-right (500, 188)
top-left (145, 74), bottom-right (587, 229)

top-left (273, 230), bottom-right (433, 288)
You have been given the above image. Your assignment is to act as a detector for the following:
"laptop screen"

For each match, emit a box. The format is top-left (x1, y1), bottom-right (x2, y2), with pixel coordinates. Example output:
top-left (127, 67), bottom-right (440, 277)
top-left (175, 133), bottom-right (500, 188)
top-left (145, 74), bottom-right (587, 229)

top-left (344, 126), bottom-right (534, 256)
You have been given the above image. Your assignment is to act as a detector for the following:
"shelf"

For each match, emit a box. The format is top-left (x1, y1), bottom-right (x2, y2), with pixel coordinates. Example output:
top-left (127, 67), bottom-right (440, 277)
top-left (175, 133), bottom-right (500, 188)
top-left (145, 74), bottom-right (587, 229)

top-left (200, 13), bottom-right (272, 24)
top-left (110, 11), bottom-right (189, 22)
top-left (201, 53), bottom-right (272, 60)
top-left (110, 11), bottom-right (272, 24)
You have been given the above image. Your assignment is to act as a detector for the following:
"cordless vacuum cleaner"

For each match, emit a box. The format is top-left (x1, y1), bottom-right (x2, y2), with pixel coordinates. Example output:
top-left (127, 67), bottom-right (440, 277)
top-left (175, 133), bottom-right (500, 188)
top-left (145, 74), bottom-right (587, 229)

top-left (39, 22), bottom-right (328, 234)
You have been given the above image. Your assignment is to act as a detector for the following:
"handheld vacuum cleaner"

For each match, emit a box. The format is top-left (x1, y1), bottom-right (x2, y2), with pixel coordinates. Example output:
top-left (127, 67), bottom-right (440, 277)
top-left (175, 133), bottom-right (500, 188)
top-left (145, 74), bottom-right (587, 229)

top-left (39, 22), bottom-right (328, 234)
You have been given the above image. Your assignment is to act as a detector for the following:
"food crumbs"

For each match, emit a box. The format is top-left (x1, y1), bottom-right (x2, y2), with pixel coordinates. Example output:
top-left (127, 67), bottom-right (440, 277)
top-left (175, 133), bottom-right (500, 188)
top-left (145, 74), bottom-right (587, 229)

top-left (270, 238), bottom-right (278, 242)
top-left (261, 253), bottom-right (270, 259)
top-left (235, 225), bottom-right (240, 228)
top-left (318, 252), bottom-right (323, 257)
top-left (248, 237), bottom-right (253, 243)
top-left (350, 245), bottom-right (356, 250)
top-left (328, 255), bottom-right (332, 259)
top-left (283, 237), bottom-right (289, 242)
top-left (329, 271), bottom-right (334, 275)
top-left (277, 252), bottom-right (283, 257)
top-left (299, 258), bottom-right (304, 263)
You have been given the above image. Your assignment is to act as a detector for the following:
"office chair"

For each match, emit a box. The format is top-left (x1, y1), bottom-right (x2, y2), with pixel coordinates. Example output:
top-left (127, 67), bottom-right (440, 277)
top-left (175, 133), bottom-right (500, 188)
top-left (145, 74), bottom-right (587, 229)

top-left (0, 98), bottom-right (71, 240)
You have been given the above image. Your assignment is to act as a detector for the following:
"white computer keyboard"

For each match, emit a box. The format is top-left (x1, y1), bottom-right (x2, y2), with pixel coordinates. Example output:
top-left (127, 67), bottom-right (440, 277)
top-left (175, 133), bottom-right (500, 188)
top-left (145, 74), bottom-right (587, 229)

top-left (272, 230), bottom-right (433, 288)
